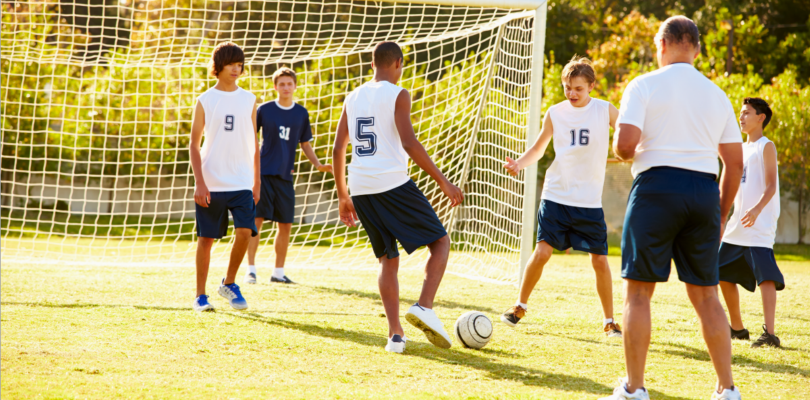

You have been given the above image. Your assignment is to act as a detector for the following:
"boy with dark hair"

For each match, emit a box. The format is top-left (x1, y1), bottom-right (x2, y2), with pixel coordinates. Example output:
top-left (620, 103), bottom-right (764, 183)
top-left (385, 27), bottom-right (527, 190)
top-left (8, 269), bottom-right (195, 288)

top-left (333, 41), bottom-right (464, 353)
top-left (190, 41), bottom-right (259, 312)
top-left (244, 66), bottom-right (332, 285)
top-left (718, 97), bottom-right (783, 348)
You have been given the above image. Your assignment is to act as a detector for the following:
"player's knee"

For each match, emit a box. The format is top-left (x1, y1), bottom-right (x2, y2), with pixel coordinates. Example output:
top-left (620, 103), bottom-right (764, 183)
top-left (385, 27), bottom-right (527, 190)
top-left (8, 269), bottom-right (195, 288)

top-left (428, 235), bottom-right (451, 256)
top-left (590, 255), bottom-right (609, 270)
top-left (535, 243), bottom-right (553, 261)
top-left (277, 222), bottom-right (293, 233)
top-left (234, 228), bottom-right (252, 239)
top-left (197, 237), bottom-right (215, 250)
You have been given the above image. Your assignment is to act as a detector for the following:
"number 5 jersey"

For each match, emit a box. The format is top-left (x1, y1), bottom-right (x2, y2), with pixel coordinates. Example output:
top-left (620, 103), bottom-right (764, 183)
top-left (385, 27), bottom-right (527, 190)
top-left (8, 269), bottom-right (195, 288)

top-left (345, 80), bottom-right (410, 196)
top-left (197, 86), bottom-right (257, 192)
top-left (541, 98), bottom-right (611, 208)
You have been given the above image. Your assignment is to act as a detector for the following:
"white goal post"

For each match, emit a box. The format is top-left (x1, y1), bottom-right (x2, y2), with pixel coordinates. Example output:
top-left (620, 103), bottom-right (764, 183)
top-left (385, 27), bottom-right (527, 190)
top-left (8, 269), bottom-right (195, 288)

top-left (1, 0), bottom-right (547, 285)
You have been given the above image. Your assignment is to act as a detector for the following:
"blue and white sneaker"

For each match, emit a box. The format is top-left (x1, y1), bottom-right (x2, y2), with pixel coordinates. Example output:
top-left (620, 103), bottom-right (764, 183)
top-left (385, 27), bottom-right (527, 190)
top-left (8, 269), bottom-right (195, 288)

top-left (218, 279), bottom-right (248, 310)
top-left (244, 272), bottom-right (257, 284)
top-left (385, 334), bottom-right (406, 353)
top-left (192, 294), bottom-right (215, 312)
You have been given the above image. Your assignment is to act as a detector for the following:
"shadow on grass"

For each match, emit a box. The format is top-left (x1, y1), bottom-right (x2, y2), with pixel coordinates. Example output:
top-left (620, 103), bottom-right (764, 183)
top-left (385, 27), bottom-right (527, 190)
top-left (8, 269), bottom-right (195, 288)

top-left (0, 301), bottom-right (377, 317)
top-left (310, 285), bottom-right (501, 315)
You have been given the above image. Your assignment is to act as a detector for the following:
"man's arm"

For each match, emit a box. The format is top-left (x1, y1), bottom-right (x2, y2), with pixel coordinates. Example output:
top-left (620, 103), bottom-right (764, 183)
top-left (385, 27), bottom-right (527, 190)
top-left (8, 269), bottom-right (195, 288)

top-left (741, 142), bottom-right (778, 228)
top-left (613, 123), bottom-right (642, 161)
top-left (503, 111), bottom-right (553, 176)
top-left (300, 141), bottom-right (333, 173)
top-left (718, 142), bottom-right (744, 236)
top-left (252, 102), bottom-right (260, 204)
top-left (608, 103), bottom-right (620, 130)
top-left (394, 89), bottom-right (463, 206)
top-left (333, 107), bottom-right (358, 227)
top-left (189, 100), bottom-right (209, 208)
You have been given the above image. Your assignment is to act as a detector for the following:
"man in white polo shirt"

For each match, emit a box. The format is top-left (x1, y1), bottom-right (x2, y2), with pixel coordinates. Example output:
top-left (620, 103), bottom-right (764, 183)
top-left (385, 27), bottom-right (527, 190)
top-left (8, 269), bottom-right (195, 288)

top-left (600, 16), bottom-right (745, 400)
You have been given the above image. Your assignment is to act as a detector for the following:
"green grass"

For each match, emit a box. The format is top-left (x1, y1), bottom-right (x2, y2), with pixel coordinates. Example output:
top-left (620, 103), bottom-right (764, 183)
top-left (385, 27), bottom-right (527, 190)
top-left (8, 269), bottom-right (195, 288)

top-left (2, 253), bottom-right (809, 399)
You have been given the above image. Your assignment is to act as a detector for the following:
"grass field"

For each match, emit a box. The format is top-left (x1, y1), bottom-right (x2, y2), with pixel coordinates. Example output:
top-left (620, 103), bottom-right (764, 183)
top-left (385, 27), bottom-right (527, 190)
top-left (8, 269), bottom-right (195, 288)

top-left (2, 254), bottom-right (809, 399)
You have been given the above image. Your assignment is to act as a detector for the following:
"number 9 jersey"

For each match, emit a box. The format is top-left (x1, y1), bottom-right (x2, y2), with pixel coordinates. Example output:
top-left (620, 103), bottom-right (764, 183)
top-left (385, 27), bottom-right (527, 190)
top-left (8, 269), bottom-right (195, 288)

top-left (345, 80), bottom-right (411, 196)
top-left (541, 98), bottom-right (611, 208)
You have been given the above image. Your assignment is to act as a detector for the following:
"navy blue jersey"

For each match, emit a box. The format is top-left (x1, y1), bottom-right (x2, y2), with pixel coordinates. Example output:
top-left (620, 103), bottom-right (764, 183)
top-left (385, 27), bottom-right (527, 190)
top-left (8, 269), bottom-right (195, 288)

top-left (257, 101), bottom-right (313, 181)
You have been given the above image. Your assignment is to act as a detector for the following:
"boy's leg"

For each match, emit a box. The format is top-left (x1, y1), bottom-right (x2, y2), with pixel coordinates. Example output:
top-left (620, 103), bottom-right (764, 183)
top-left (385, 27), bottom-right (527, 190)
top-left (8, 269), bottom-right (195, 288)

top-left (379, 255), bottom-right (405, 338)
top-left (590, 253), bottom-right (614, 320)
top-left (224, 227), bottom-right (252, 285)
top-left (196, 237), bottom-right (216, 296)
top-left (719, 281), bottom-right (745, 330)
top-left (685, 283), bottom-right (734, 392)
top-left (622, 279), bottom-right (655, 393)
top-left (760, 281), bottom-right (777, 334)
top-left (247, 217), bottom-right (264, 266)
top-left (417, 234), bottom-right (450, 309)
top-left (275, 222), bottom-right (292, 270)
top-left (517, 241), bottom-right (554, 304)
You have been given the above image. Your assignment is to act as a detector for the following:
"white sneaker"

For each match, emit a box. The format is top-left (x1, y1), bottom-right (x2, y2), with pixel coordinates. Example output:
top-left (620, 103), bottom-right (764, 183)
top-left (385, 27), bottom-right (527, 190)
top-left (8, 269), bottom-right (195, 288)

top-left (599, 377), bottom-right (650, 400)
top-left (385, 334), bottom-right (406, 353)
top-left (711, 386), bottom-right (741, 400)
top-left (244, 272), bottom-right (257, 284)
top-left (405, 303), bottom-right (452, 349)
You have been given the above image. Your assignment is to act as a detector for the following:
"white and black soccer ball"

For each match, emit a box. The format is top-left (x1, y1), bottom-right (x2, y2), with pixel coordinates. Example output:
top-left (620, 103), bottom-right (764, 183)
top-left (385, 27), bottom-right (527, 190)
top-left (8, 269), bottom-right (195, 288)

top-left (454, 311), bottom-right (492, 349)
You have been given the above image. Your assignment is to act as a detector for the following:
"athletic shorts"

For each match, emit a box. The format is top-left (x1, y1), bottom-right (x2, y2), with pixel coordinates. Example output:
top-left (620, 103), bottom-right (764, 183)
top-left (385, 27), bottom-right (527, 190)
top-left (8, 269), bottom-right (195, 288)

top-left (352, 180), bottom-right (448, 260)
top-left (195, 190), bottom-right (258, 239)
top-left (256, 174), bottom-right (295, 223)
top-left (621, 167), bottom-right (721, 286)
top-left (718, 242), bottom-right (785, 292)
top-left (536, 199), bottom-right (608, 255)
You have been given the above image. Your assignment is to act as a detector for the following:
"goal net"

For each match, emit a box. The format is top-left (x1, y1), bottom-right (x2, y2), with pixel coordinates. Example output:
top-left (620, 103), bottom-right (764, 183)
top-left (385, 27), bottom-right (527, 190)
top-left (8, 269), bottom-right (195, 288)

top-left (1, 0), bottom-right (546, 284)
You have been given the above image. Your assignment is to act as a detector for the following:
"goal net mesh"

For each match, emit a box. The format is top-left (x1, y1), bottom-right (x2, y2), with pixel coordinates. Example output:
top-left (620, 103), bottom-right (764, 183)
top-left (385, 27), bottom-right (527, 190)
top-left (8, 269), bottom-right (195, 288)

top-left (1, 0), bottom-right (547, 283)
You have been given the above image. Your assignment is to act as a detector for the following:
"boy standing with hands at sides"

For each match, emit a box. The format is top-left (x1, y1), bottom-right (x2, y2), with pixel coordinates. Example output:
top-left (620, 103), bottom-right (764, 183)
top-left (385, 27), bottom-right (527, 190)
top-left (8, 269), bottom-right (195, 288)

top-left (499, 56), bottom-right (622, 338)
top-left (244, 67), bottom-right (332, 285)
top-left (718, 97), bottom-right (784, 348)
top-left (333, 42), bottom-right (464, 353)
top-left (190, 42), bottom-right (259, 312)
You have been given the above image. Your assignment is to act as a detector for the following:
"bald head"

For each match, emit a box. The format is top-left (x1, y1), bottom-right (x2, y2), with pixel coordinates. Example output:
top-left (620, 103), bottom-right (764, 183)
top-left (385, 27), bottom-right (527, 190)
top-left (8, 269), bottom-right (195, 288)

top-left (656, 16), bottom-right (700, 50)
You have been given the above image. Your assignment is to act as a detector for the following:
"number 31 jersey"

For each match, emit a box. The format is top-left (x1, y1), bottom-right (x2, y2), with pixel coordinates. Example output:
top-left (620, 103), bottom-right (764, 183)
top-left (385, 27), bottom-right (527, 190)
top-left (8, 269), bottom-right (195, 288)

top-left (257, 101), bottom-right (313, 181)
top-left (345, 80), bottom-right (410, 196)
top-left (541, 98), bottom-right (611, 208)
top-left (198, 87), bottom-right (257, 192)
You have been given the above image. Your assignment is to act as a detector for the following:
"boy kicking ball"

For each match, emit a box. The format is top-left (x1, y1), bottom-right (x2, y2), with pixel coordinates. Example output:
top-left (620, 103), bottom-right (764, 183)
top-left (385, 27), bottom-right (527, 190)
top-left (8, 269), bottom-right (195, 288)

top-left (718, 97), bottom-right (784, 348)
top-left (244, 67), bottom-right (332, 285)
top-left (333, 42), bottom-right (464, 353)
top-left (499, 56), bottom-right (622, 338)
top-left (190, 42), bottom-right (260, 312)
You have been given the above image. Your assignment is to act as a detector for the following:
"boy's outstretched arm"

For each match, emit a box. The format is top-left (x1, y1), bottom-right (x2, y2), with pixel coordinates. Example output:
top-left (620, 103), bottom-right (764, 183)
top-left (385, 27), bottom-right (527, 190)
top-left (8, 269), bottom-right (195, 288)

top-left (189, 100), bottom-right (209, 208)
top-left (333, 107), bottom-right (357, 227)
top-left (504, 111), bottom-right (554, 176)
top-left (300, 141), bottom-right (333, 173)
top-left (394, 90), bottom-right (463, 207)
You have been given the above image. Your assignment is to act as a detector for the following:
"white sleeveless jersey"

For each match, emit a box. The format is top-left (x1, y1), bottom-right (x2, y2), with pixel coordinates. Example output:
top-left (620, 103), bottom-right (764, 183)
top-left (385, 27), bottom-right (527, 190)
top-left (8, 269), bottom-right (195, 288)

top-left (345, 80), bottom-right (411, 196)
top-left (723, 137), bottom-right (780, 248)
top-left (197, 87), bottom-right (257, 192)
top-left (540, 98), bottom-right (611, 208)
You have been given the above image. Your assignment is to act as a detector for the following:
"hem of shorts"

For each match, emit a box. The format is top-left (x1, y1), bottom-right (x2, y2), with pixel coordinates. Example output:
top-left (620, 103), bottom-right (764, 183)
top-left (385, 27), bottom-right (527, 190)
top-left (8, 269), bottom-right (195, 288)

top-left (196, 232), bottom-right (225, 239)
top-left (262, 216), bottom-right (294, 224)
top-left (721, 239), bottom-right (774, 249)
top-left (539, 195), bottom-right (603, 209)
top-left (536, 237), bottom-right (565, 252)
top-left (233, 225), bottom-right (258, 237)
top-left (202, 186), bottom-right (253, 193)
top-left (677, 277), bottom-right (720, 286)
top-left (719, 278), bottom-right (757, 293)
top-left (571, 244), bottom-right (608, 255)
top-left (401, 231), bottom-right (448, 255)
top-left (349, 176), bottom-right (411, 196)
top-left (620, 274), bottom-right (668, 283)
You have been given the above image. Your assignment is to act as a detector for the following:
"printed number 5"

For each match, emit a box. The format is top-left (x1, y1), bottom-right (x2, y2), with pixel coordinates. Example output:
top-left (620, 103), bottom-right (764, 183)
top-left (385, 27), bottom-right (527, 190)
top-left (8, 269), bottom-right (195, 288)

top-left (225, 115), bottom-right (234, 131)
top-left (355, 117), bottom-right (376, 157)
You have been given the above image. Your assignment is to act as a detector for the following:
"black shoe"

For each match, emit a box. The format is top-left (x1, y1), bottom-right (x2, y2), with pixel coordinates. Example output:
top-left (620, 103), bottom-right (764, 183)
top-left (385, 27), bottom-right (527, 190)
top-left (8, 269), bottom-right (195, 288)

top-left (752, 324), bottom-right (780, 348)
top-left (500, 305), bottom-right (526, 328)
top-left (271, 275), bottom-right (295, 284)
top-left (730, 326), bottom-right (750, 340)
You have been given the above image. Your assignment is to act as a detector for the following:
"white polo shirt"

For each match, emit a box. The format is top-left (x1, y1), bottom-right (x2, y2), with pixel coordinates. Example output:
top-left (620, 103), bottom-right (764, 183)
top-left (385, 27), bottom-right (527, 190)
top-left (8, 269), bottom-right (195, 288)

top-left (617, 63), bottom-right (742, 177)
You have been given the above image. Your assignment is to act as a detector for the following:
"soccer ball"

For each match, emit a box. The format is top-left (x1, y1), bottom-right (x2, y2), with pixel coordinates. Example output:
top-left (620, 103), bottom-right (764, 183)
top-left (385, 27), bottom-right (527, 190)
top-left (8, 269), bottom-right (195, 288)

top-left (454, 311), bottom-right (492, 349)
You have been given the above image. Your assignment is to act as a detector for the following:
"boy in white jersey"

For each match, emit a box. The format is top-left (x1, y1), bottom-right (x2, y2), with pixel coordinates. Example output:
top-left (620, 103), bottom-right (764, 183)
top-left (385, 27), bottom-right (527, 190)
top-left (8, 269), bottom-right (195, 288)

top-left (333, 42), bottom-right (464, 353)
top-left (718, 97), bottom-right (783, 348)
top-left (499, 56), bottom-right (622, 338)
top-left (189, 42), bottom-right (260, 312)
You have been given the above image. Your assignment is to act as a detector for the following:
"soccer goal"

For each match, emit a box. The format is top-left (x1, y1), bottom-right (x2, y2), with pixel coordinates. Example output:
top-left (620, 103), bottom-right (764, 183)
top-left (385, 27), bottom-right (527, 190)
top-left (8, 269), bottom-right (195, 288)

top-left (1, 0), bottom-right (548, 284)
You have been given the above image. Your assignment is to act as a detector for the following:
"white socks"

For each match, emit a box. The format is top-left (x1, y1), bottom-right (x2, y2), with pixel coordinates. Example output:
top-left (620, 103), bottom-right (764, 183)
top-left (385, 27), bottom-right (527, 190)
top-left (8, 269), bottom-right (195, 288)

top-left (248, 265), bottom-right (257, 275)
top-left (273, 268), bottom-right (285, 279)
top-left (515, 301), bottom-right (528, 311)
top-left (604, 318), bottom-right (614, 326)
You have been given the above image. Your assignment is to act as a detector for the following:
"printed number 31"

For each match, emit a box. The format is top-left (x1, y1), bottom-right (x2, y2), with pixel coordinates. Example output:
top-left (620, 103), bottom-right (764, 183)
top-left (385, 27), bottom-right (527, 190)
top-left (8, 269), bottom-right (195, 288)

top-left (279, 126), bottom-right (291, 141)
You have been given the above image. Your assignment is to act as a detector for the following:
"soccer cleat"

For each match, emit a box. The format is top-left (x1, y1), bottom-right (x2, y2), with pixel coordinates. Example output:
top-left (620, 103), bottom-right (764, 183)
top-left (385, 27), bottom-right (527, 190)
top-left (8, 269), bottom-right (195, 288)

top-left (271, 275), bottom-right (295, 284)
top-left (500, 305), bottom-right (526, 328)
top-left (405, 303), bottom-right (452, 349)
top-left (599, 377), bottom-right (650, 400)
top-left (751, 324), bottom-right (780, 348)
top-left (244, 272), bottom-right (257, 284)
top-left (192, 294), bottom-right (215, 312)
top-left (385, 334), bottom-right (405, 353)
top-left (730, 326), bottom-right (750, 340)
top-left (711, 386), bottom-right (741, 400)
top-left (604, 322), bottom-right (623, 338)
top-left (217, 279), bottom-right (248, 310)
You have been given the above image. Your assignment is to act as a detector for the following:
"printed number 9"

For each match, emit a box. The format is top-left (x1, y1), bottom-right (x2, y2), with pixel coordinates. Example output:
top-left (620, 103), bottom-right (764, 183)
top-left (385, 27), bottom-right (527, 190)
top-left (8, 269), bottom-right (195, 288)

top-left (355, 117), bottom-right (376, 157)
top-left (225, 115), bottom-right (234, 131)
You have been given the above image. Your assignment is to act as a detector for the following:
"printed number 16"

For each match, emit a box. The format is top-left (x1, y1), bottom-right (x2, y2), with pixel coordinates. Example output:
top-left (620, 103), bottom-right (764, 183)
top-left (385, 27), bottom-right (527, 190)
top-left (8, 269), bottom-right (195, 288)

top-left (569, 129), bottom-right (590, 146)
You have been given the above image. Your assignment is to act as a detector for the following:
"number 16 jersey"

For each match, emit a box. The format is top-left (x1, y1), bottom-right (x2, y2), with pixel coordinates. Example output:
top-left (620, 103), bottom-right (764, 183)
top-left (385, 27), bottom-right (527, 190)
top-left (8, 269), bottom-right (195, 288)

top-left (345, 80), bottom-right (411, 196)
top-left (541, 98), bottom-right (611, 208)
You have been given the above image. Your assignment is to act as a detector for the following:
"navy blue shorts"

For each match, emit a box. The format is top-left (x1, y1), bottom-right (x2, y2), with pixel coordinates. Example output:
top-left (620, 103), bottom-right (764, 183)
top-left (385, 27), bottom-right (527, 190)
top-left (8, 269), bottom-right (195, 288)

top-left (352, 180), bottom-right (448, 260)
top-left (621, 167), bottom-right (721, 286)
top-left (718, 243), bottom-right (785, 292)
top-left (195, 190), bottom-right (258, 239)
top-left (256, 175), bottom-right (295, 223)
top-left (536, 199), bottom-right (608, 255)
